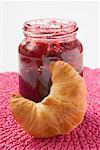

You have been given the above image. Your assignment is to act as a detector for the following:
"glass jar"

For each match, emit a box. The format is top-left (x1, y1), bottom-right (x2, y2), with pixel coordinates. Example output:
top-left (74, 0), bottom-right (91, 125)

top-left (18, 18), bottom-right (83, 102)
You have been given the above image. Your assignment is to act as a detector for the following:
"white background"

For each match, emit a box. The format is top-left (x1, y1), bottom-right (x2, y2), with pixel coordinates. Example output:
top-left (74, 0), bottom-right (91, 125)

top-left (0, 1), bottom-right (99, 72)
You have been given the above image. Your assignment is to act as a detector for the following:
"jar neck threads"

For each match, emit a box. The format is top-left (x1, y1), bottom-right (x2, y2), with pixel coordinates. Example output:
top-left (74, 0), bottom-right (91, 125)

top-left (23, 18), bottom-right (78, 42)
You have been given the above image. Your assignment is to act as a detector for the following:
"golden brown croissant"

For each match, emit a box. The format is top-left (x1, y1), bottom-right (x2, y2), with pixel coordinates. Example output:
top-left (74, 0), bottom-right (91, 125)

top-left (10, 61), bottom-right (87, 138)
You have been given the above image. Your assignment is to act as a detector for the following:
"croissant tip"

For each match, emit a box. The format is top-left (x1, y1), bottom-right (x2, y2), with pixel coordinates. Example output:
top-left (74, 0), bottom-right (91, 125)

top-left (49, 61), bottom-right (56, 71)
top-left (49, 60), bottom-right (66, 72)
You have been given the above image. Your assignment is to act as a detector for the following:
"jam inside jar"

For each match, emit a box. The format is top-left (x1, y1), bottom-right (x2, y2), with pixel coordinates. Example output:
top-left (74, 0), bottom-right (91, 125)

top-left (19, 19), bottom-right (83, 102)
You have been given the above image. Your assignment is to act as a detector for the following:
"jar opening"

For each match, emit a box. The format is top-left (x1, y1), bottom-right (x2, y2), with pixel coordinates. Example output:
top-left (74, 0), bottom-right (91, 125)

top-left (23, 18), bottom-right (78, 41)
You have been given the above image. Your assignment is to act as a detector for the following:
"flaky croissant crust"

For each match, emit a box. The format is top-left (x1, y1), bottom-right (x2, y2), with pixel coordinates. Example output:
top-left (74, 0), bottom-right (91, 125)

top-left (10, 61), bottom-right (87, 138)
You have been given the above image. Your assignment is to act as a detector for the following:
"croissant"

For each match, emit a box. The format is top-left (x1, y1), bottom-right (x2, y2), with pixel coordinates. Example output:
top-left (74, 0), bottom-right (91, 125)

top-left (10, 61), bottom-right (87, 138)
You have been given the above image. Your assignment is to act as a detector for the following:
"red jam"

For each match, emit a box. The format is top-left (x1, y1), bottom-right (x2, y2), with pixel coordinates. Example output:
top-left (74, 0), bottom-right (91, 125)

top-left (19, 19), bottom-right (83, 102)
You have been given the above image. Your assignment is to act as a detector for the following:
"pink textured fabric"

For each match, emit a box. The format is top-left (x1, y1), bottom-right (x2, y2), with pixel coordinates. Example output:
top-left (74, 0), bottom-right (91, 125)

top-left (0, 67), bottom-right (100, 150)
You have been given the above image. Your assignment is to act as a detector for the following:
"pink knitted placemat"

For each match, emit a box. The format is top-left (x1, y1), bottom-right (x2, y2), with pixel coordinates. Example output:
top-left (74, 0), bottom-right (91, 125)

top-left (0, 67), bottom-right (100, 150)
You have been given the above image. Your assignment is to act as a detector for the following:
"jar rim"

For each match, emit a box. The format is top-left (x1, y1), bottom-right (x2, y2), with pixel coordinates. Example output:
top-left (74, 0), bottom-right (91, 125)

top-left (23, 18), bottom-right (78, 34)
top-left (23, 18), bottom-right (78, 41)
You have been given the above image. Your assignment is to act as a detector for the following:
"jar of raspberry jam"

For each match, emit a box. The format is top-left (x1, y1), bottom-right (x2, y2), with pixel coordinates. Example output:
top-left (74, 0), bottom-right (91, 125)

top-left (19, 18), bottom-right (83, 102)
